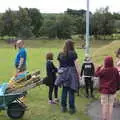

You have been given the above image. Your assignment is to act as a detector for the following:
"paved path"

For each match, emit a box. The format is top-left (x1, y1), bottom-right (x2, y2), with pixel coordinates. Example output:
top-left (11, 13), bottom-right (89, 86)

top-left (87, 100), bottom-right (120, 120)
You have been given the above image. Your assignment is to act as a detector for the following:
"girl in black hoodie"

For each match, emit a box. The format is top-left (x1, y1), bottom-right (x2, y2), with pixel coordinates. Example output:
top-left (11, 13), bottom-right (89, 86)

top-left (44, 52), bottom-right (58, 104)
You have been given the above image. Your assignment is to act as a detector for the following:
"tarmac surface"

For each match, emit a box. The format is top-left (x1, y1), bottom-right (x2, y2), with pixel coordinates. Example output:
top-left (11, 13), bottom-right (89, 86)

top-left (87, 100), bottom-right (120, 120)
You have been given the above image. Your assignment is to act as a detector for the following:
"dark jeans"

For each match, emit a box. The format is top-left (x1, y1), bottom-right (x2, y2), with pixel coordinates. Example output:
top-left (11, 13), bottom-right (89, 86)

top-left (61, 87), bottom-right (75, 109)
top-left (49, 85), bottom-right (58, 100)
top-left (85, 77), bottom-right (93, 96)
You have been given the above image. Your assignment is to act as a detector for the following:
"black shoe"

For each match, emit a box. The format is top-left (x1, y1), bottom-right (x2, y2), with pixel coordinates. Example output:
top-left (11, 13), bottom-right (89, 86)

top-left (69, 108), bottom-right (76, 114)
top-left (91, 94), bottom-right (95, 98)
top-left (61, 107), bottom-right (67, 112)
top-left (85, 94), bottom-right (89, 98)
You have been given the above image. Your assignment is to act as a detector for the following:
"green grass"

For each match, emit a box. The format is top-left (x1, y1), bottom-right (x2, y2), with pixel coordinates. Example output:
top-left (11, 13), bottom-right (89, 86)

top-left (0, 38), bottom-right (118, 120)
top-left (0, 40), bottom-right (93, 120)
top-left (92, 40), bottom-right (120, 65)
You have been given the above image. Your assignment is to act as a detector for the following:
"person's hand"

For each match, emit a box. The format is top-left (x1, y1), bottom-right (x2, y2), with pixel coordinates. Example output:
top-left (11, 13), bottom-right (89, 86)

top-left (16, 69), bottom-right (20, 73)
top-left (79, 76), bottom-right (82, 80)
top-left (98, 65), bottom-right (104, 70)
top-left (100, 65), bottom-right (104, 70)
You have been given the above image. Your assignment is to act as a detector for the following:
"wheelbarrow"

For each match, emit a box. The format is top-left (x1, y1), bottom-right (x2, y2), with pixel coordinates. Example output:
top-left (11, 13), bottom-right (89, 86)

top-left (0, 70), bottom-right (42, 119)
top-left (0, 83), bottom-right (26, 119)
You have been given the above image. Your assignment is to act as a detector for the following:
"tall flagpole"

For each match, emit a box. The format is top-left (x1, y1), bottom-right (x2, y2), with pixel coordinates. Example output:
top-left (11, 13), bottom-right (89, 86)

top-left (85, 0), bottom-right (90, 55)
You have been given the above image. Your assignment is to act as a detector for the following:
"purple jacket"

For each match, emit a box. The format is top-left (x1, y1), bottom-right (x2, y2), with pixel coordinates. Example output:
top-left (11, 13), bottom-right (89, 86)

top-left (55, 66), bottom-right (79, 91)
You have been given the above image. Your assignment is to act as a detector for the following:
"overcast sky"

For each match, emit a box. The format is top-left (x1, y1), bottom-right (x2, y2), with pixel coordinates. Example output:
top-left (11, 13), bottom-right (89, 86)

top-left (0, 0), bottom-right (120, 13)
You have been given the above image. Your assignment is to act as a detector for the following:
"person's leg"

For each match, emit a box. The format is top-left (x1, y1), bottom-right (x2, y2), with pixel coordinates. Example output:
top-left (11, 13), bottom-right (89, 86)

top-left (108, 95), bottom-right (115, 120)
top-left (101, 94), bottom-right (108, 120)
top-left (61, 87), bottom-right (68, 112)
top-left (48, 85), bottom-right (54, 101)
top-left (89, 77), bottom-right (94, 97)
top-left (54, 85), bottom-right (59, 103)
top-left (108, 104), bottom-right (113, 120)
top-left (54, 85), bottom-right (58, 99)
top-left (101, 104), bottom-right (108, 120)
top-left (85, 78), bottom-right (89, 97)
top-left (69, 88), bottom-right (75, 113)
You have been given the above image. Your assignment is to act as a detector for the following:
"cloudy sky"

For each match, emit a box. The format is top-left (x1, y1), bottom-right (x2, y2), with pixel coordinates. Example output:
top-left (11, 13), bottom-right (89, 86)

top-left (0, 0), bottom-right (119, 13)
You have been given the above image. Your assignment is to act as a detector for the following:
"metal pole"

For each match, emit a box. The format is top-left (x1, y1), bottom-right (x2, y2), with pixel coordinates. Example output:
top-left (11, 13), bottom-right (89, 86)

top-left (85, 0), bottom-right (90, 55)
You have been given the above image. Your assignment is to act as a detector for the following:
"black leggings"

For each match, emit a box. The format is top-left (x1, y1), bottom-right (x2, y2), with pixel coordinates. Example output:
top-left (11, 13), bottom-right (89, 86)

top-left (85, 77), bottom-right (93, 96)
top-left (49, 85), bottom-right (58, 100)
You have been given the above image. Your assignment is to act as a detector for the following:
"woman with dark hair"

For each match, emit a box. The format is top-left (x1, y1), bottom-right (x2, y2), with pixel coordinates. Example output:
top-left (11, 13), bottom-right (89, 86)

top-left (55, 39), bottom-right (80, 114)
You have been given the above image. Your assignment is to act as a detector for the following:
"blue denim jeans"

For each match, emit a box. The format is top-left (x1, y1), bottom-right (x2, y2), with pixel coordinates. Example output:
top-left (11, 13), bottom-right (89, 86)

top-left (61, 87), bottom-right (75, 109)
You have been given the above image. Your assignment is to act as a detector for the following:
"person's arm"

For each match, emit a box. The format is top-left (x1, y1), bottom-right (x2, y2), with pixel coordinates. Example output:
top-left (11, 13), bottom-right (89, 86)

top-left (91, 63), bottom-right (95, 76)
top-left (95, 65), bottom-right (104, 77)
top-left (51, 62), bottom-right (58, 73)
top-left (115, 69), bottom-right (120, 90)
top-left (47, 62), bottom-right (52, 76)
top-left (72, 52), bottom-right (81, 78)
top-left (17, 51), bottom-right (26, 72)
top-left (80, 63), bottom-right (84, 77)
top-left (75, 59), bottom-right (81, 77)
top-left (17, 58), bottom-right (24, 72)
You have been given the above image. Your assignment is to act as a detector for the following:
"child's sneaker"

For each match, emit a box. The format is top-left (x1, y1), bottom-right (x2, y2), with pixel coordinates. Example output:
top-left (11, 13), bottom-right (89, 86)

top-left (61, 107), bottom-right (67, 112)
top-left (54, 98), bottom-right (59, 103)
top-left (48, 100), bottom-right (56, 104)
top-left (69, 108), bottom-right (76, 114)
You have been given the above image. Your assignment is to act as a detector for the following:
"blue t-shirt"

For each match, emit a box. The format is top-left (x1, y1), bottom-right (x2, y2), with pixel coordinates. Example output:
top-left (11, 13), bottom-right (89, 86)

top-left (57, 51), bottom-right (77, 67)
top-left (15, 48), bottom-right (27, 66)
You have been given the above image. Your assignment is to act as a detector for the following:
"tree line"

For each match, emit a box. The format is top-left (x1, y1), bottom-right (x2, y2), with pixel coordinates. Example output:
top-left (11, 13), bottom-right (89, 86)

top-left (0, 7), bottom-right (120, 40)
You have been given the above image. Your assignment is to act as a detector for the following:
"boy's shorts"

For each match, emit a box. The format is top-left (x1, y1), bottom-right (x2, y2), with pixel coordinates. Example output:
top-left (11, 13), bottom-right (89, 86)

top-left (101, 94), bottom-right (115, 105)
top-left (15, 64), bottom-right (26, 72)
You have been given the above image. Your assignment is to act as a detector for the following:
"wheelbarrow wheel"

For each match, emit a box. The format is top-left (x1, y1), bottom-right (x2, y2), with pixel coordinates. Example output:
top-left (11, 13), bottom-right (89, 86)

top-left (7, 102), bottom-right (25, 119)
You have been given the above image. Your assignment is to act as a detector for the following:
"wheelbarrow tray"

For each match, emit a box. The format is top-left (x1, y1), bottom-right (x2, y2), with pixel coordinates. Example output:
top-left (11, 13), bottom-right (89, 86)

top-left (0, 83), bottom-right (24, 110)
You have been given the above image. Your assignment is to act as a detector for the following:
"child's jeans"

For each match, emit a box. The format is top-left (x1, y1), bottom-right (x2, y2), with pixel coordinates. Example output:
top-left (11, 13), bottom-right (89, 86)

top-left (61, 87), bottom-right (75, 110)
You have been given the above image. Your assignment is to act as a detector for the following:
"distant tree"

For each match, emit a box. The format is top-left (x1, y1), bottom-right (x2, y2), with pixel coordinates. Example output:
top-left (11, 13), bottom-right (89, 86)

top-left (28, 8), bottom-right (43, 37)
top-left (65, 8), bottom-right (91, 36)
top-left (113, 13), bottom-right (120, 33)
top-left (1, 9), bottom-right (16, 36)
top-left (72, 16), bottom-right (86, 35)
top-left (40, 17), bottom-right (57, 39)
top-left (16, 7), bottom-right (33, 39)
top-left (40, 14), bottom-right (72, 39)
top-left (92, 7), bottom-right (115, 39)
top-left (0, 14), bottom-right (4, 37)
top-left (113, 13), bottom-right (120, 20)
top-left (56, 14), bottom-right (72, 39)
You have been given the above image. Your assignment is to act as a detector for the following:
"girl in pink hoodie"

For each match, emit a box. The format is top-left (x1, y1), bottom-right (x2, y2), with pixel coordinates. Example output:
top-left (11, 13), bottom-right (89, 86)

top-left (96, 56), bottom-right (120, 120)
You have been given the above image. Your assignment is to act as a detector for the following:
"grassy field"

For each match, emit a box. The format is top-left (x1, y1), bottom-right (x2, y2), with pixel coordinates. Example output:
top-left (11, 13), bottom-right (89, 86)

top-left (0, 40), bottom-right (93, 120)
top-left (92, 40), bottom-right (120, 65)
top-left (0, 39), bottom-right (119, 120)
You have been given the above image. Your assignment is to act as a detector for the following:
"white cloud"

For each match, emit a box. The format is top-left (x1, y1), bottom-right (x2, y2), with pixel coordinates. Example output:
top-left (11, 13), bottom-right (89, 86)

top-left (0, 0), bottom-right (119, 13)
